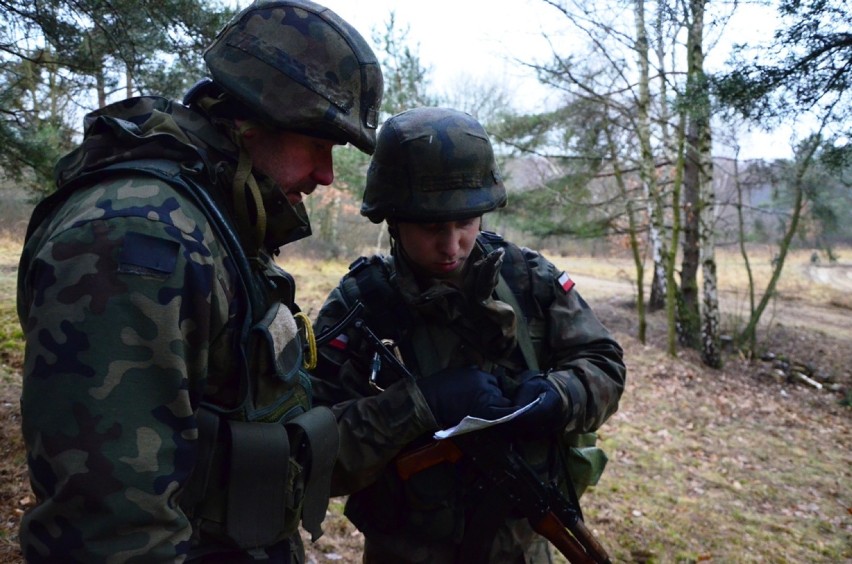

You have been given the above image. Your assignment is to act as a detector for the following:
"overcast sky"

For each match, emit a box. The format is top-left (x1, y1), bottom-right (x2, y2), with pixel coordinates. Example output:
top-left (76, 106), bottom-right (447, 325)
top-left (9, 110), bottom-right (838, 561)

top-left (319, 0), bottom-right (563, 111)
top-left (275, 0), bottom-right (793, 160)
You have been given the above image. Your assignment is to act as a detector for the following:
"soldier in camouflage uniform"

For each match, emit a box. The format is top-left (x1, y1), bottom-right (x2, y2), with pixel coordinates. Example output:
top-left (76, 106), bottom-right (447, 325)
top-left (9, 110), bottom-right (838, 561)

top-left (16, 1), bottom-right (382, 562)
top-left (311, 107), bottom-right (626, 563)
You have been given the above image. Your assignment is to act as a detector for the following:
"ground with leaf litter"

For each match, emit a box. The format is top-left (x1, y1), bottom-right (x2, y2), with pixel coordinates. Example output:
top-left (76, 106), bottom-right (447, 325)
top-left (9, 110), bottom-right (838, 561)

top-left (1, 250), bottom-right (850, 562)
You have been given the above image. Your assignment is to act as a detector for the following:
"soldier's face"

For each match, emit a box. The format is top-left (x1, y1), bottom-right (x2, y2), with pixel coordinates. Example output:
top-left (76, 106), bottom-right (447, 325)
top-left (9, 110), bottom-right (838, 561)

top-left (242, 127), bottom-right (337, 206)
top-left (396, 217), bottom-right (481, 279)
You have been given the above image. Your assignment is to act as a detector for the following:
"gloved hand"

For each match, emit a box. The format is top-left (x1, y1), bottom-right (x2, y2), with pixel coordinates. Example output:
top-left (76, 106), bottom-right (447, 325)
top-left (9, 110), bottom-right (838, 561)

top-left (509, 370), bottom-right (567, 438)
top-left (465, 248), bottom-right (505, 303)
top-left (416, 367), bottom-right (516, 429)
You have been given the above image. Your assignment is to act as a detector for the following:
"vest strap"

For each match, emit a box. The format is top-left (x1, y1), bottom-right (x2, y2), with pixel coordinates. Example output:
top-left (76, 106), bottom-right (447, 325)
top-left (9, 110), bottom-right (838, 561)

top-left (495, 274), bottom-right (539, 371)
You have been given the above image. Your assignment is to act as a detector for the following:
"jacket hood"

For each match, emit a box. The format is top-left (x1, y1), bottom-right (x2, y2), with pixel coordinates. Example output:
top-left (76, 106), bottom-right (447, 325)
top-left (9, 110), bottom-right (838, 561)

top-left (54, 96), bottom-right (312, 250)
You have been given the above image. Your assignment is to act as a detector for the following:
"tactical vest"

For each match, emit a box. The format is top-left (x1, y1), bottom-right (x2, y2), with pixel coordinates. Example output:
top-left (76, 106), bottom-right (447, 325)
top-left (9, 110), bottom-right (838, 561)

top-left (25, 158), bottom-right (339, 558)
top-left (336, 232), bottom-right (606, 549)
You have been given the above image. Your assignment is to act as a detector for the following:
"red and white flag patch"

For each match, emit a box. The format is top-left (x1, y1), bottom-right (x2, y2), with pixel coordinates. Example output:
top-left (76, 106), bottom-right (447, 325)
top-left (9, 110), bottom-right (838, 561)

top-left (557, 271), bottom-right (575, 293)
top-left (329, 333), bottom-right (349, 350)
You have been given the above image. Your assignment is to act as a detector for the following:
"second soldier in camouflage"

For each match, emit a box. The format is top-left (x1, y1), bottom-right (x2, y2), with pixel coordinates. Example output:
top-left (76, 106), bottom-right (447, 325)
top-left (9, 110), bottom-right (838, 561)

top-left (311, 107), bottom-right (626, 563)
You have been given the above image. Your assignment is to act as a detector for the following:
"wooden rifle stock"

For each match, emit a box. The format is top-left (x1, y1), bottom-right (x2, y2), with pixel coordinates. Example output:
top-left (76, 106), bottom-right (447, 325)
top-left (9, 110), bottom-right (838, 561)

top-left (395, 431), bottom-right (612, 563)
top-left (396, 439), bottom-right (463, 480)
top-left (533, 512), bottom-right (596, 564)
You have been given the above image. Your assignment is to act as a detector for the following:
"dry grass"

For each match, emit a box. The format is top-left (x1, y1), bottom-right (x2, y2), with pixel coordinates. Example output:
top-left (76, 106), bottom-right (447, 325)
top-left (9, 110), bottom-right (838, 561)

top-left (0, 236), bottom-right (23, 381)
top-left (546, 245), bottom-right (852, 309)
top-left (2, 234), bottom-right (851, 563)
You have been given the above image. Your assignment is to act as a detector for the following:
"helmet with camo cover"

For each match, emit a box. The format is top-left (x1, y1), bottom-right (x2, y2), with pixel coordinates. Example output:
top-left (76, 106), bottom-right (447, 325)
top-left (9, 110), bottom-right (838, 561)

top-left (361, 107), bottom-right (507, 223)
top-left (203, 0), bottom-right (383, 154)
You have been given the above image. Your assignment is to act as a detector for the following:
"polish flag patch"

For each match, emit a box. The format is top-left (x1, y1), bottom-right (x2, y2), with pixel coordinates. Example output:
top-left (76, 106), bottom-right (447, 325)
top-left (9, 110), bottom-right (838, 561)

top-left (329, 333), bottom-right (349, 350)
top-left (557, 271), bottom-right (575, 293)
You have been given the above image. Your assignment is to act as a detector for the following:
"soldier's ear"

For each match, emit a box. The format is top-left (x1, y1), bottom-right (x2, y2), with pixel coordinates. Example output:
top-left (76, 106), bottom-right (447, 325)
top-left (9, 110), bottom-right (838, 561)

top-left (234, 119), bottom-right (261, 140)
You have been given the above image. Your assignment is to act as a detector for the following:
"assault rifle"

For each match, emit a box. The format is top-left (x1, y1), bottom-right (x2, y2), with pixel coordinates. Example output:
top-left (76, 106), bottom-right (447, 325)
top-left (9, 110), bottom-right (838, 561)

top-left (314, 301), bottom-right (611, 563)
top-left (396, 428), bottom-right (611, 564)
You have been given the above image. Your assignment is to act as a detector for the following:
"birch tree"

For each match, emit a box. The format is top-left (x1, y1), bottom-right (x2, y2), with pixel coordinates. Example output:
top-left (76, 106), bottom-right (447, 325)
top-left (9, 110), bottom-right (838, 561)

top-left (684, 0), bottom-right (721, 367)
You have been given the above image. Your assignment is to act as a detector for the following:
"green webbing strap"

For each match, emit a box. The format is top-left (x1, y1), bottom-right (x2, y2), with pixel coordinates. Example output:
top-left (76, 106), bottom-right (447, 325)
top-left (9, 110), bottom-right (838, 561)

top-left (226, 420), bottom-right (290, 550)
top-left (285, 406), bottom-right (340, 542)
top-left (494, 274), bottom-right (539, 371)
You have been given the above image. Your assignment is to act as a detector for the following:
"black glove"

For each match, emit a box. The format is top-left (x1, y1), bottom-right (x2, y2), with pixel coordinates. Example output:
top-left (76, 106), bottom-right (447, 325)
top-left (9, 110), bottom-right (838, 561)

top-left (417, 367), bottom-right (516, 429)
top-left (509, 370), bottom-right (567, 438)
top-left (465, 248), bottom-right (505, 303)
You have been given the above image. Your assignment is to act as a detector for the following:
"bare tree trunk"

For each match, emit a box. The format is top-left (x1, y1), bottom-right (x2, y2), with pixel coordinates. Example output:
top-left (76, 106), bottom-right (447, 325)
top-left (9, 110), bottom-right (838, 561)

top-left (606, 124), bottom-right (646, 343)
top-left (126, 62), bottom-right (133, 99)
top-left (733, 147), bottom-right (757, 357)
top-left (374, 224), bottom-right (386, 255)
top-left (634, 0), bottom-right (666, 316)
top-left (679, 122), bottom-right (701, 348)
top-left (329, 193), bottom-right (341, 258)
top-left (650, 0), bottom-right (684, 356)
top-left (687, 0), bottom-right (721, 368)
top-left (739, 135), bottom-right (822, 345)
top-left (96, 66), bottom-right (107, 108)
top-left (679, 0), bottom-right (711, 352)
top-left (666, 112), bottom-right (686, 356)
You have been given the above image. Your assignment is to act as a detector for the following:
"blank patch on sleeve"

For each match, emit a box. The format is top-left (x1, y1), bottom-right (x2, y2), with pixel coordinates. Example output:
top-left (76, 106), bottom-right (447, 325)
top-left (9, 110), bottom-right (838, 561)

top-left (118, 231), bottom-right (179, 276)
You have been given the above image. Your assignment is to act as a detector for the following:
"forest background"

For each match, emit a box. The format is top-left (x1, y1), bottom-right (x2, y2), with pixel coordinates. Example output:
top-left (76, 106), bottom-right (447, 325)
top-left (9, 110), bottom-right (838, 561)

top-left (0, 0), bottom-right (850, 561)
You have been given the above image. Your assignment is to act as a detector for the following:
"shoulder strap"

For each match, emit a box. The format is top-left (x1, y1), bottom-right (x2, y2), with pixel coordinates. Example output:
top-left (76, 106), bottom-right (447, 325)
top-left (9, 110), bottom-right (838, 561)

top-left (494, 274), bottom-right (539, 372)
top-left (44, 158), bottom-right (265, 322)
top-left (479, 233), bottom-right (540, 372)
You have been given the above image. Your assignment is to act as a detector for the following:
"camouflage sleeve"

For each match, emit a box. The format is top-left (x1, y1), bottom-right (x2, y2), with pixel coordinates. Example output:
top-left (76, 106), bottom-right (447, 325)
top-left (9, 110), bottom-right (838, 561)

top-left (310, 285), bottom-right (436, 496)
top-left (531, 257), bottom-right (626, 434)
top-left (17, 183), bottom-right (228, 561)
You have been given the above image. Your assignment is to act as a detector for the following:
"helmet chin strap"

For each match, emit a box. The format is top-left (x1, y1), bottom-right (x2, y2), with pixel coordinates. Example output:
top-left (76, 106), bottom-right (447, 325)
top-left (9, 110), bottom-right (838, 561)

top-left (232, 124), bottom-right (268, 252)
top-left (189, 93), bottom-right (279, 253)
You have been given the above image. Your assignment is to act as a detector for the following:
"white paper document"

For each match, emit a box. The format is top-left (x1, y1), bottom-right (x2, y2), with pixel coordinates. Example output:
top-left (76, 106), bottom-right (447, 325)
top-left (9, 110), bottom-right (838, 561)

top-left (433, 396), bottom-right (541, 439)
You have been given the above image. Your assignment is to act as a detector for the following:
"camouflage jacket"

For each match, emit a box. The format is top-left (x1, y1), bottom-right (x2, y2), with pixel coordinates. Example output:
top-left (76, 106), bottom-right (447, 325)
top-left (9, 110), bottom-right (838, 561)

top-left (17, 96), bottom-right (330, 562)
top-left (310, 233), bottom-right (626, 562)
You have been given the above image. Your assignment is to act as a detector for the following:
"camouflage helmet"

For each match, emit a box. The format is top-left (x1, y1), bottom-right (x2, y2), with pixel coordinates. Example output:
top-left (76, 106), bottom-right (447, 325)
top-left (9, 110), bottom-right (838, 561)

top-left (361, 107), bottom-right (507, 223)
top-left (203, 0), bottom-right (383, 154)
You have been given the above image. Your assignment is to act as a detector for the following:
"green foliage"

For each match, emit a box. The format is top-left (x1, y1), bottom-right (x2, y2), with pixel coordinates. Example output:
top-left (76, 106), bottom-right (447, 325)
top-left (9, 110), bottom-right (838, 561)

top-left (371, 12), bottom-right (439, 120)
top-left (501, 170), bottom-right (614, 239)
top-left (492, 95), bottom-right (619, 240)
top-left (0, 0), bottom-right (233, 196)
top-left (330, 144), bottom-right (370, 197)
top-left (714, 0), bottom-right (852, 127)
top-left (756, 140), bottom-right (852, 247)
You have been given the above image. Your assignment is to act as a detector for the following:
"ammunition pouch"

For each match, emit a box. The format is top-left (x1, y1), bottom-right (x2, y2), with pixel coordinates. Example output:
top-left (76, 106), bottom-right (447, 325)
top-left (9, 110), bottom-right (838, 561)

top-left (183, 300), bottom-right (339, 554)
top-left (183, 405), bottom-right (338, 553)
top-left (561, 431), bottom-right (608, 498)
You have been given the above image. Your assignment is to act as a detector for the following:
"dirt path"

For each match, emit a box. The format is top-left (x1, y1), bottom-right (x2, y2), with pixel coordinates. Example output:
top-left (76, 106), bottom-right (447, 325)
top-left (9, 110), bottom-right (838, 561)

top-left (572, 272), bottom-right (852, 339)
top-left (809, 263), bottom-right (852, 292)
